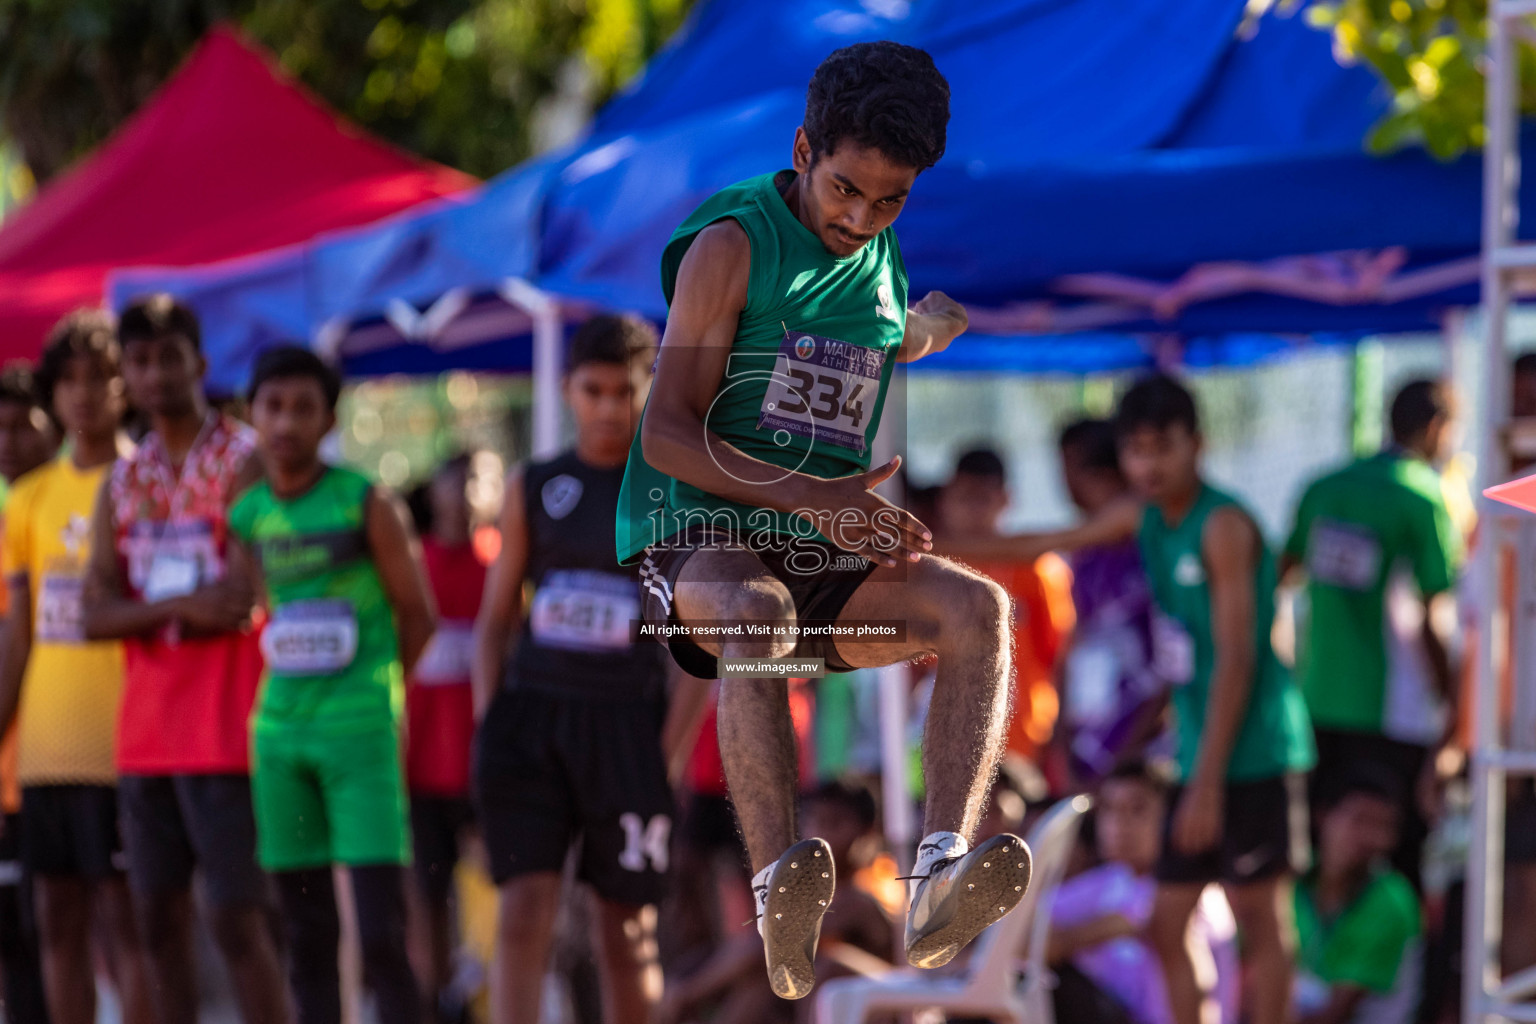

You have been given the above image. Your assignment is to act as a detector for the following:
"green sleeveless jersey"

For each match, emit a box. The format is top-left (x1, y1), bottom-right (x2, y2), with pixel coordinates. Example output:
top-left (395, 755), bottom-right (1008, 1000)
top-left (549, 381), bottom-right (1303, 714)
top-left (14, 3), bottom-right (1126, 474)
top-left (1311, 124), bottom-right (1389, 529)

top-left (230, 466), bottom-right (402, 731)
top-left (616, 171), bottom-right (908, 563)
top-left (1138, 483), bottom-right (1314, 781)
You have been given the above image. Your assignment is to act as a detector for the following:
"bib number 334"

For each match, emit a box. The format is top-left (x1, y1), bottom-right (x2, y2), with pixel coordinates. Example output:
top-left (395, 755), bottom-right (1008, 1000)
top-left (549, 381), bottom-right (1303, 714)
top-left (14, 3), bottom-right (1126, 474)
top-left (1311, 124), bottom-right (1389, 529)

top-left (758, 329), bottom-right (885, 452)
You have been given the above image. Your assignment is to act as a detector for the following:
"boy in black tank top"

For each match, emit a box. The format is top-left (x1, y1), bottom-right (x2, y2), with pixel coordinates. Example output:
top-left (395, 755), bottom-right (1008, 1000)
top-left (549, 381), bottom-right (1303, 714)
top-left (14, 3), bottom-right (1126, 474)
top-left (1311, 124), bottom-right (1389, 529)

top-left (472, 316), bottom-right (708, 1024)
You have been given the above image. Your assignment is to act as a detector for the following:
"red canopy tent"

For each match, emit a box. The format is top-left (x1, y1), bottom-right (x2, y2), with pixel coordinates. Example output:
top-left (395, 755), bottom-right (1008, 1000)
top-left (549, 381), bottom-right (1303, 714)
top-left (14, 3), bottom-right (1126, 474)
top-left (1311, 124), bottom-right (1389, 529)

top-left (0, 25), bottom-right (475, 358)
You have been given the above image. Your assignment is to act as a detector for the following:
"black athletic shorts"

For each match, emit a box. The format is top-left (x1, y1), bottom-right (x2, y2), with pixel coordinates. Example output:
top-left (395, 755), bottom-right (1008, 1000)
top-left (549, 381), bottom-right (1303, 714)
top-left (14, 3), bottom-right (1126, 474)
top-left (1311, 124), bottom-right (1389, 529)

top-left (637, 522), bottom-right (879, 679)
top-left (410, 794), bottom-right (473, 903)
top-left (118, 774), bottom-right (270, 910)
top-left (20, 785), bottom-right (125, 880)
top-left (1155, 773), bottom-right (1309, 886)
top-left (474, 687), bottom-right (674, 906)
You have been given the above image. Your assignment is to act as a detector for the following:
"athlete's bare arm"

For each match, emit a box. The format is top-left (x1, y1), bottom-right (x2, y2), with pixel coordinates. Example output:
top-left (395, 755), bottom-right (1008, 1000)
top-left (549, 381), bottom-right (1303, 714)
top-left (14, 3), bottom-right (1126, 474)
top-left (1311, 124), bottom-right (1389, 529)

top-left (1172, 505), bottom-right (1261, 856)
top-left (81, 481), bottom-right (247, 639)
top-left (935, 495), bottom-right (1141, 562)
top-left (641, 221), bottom-right (930, 565)
top-left (896, 291), bottom-right (968, 364)
top-left (367, 487), bottom-right (438, 677)
top-left (0, 573), bottom-right (30, 738)
top-left (471, 467), bottom-right (528, 721)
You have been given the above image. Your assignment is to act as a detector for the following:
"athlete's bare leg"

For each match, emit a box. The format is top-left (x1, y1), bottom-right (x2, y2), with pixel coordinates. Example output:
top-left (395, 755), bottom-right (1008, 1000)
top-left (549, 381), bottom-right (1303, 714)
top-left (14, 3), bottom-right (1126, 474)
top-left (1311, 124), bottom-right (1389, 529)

top-left (673, 548), bottom-right (798, 874)
top-left (489, 873), bottom-right (561, 1024)
top-left (832, 555), bottom-right (1013, 838)
top-left (590, 900), bottom-right (661, 1024)
top-left (35, 878), bottom-right (96, 1024)
top-left (675, 551), bottom-right (1011, 850)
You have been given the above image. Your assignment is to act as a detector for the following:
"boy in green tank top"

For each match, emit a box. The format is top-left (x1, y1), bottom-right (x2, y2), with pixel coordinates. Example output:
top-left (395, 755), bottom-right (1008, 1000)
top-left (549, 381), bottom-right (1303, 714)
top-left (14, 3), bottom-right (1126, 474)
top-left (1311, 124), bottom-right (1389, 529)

top-left (620, 42), bottom-right (1030, 1000)
top-left (227, 347), bottom-right (437, 1024)
top-left (1115, 374), bottom-right (1314, 1024)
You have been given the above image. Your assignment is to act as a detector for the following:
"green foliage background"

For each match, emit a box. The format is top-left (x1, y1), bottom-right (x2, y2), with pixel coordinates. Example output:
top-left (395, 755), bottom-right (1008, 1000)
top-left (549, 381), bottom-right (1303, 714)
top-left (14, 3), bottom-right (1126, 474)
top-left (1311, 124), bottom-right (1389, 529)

top-left (1299, 0), bottom-right (1533, 159)
top-left (0, 0), bottom-right (695, 185)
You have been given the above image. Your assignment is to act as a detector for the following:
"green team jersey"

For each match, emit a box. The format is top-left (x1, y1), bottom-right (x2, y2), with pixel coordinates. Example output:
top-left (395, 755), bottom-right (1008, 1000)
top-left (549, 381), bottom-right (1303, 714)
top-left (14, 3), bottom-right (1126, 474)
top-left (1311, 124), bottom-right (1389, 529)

top-left (1293, 866), bottom-right (1422, 1024)
top-left (616, 171), bottom-right (908, 564)
top-left (1284, 451), bottom-right (1461, 742)
top-left (1139, 483), bottom-right (1314, 781)
top-left (230, 466), bottom-right (401, 732)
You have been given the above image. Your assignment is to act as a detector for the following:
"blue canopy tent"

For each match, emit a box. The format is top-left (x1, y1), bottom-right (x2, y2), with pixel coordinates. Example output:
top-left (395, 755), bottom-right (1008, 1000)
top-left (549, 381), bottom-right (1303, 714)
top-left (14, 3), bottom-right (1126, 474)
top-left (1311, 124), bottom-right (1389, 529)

top-left (110, 0), bottom-right (1520, 390)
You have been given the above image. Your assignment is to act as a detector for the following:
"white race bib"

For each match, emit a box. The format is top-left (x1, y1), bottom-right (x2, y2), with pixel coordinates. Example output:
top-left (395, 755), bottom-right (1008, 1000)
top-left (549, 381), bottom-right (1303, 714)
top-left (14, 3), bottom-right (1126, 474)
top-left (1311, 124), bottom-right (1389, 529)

top-left (262, 599), bottom-right (358, 675)
top-left (144, 553), bottom-right (201, 603)
top-left (37, 574), bottom-right (84, 644)
top-left (1307, 518), bottom-right (1381, 591)
top-left (413, 620), bottom-right (473, 685)
top-left (757, 329), bottom-right (887, 452)
top-left (1151, 610), bottom-right (1195, 686)
top-left (1064, 640), bottom-right (1121, 726)
top-left (529, 570), bottom-right (638, 652)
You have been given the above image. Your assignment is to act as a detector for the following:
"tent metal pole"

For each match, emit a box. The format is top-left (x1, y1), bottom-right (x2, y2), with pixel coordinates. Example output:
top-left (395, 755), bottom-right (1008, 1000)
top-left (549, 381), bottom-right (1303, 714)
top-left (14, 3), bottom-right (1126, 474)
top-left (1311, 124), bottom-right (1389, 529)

top-left (877, 664), bottom-right (915, 874)
top-left (1469, 5), bottom-right (1520, 1022)
top-left (501, 278), bottom-right (562, 458)
top-left (871, 372), bottom-right (914, 871)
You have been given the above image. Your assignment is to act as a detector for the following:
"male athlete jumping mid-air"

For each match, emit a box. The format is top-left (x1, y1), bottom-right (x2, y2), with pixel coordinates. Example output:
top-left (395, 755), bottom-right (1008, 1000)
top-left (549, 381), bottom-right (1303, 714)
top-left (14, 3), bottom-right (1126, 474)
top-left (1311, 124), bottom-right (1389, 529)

top-left (617, 42), bottom-right (1030, 1000)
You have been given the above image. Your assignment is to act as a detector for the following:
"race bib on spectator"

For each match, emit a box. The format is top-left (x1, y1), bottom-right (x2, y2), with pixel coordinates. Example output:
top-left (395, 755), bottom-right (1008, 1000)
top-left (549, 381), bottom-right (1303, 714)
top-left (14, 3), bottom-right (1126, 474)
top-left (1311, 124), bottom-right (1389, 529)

top-left (413, 620), bottom-right (473, 686)
top-left (1064, 640), bottom-right (1121, 726)
top-left (530, 570), bottom-right (638, 652)
top-left (37, 574), bottom-right (84, 644)
top-left (1306, 518), bottom-right (1381, 591)
top-left (262, 599), bottom-right (358, 675)
top-left (757, 329), bottom-right (885, 452)
top-left (144, 553), bottom-right (201, 603)
top-left (1151, 610), bottom-right (1195, 686)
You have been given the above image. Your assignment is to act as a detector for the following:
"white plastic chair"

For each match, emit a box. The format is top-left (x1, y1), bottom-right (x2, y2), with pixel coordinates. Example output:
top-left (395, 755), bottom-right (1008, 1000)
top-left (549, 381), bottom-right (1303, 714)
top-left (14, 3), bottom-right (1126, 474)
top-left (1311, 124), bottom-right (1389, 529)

top-left (814, 794), bottom-right (1092, 1024)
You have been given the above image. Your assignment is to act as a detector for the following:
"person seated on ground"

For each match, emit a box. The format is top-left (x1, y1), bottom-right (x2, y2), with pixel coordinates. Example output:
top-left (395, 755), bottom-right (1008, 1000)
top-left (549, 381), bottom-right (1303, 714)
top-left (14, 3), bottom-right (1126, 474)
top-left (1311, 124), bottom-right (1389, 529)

top-left (1047, 761), bottom-right (1239, 1024)
top-left (658, 781), bottom-right (895, 1024)
top-left (1292, 766), bottom-right (1424, 1024)
top-left (934, 447), bottom-right (1075, 779)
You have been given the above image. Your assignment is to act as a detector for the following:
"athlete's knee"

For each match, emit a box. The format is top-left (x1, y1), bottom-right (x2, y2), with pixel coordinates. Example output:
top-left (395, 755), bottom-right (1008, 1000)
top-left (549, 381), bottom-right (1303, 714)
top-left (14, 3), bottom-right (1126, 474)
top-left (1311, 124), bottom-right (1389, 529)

top-left (495, 877), bottom-right (560, 951)
top-left (718, 578), bottom-right (794, 625)
top-left (1147, 888), bottom-right (1200, 960)
top-left (132, 890), bottom-right (192, 958)
top-left (35, 884), bottom-right (89, 951)
top-left (1227, 880), bottom-right (1294, 956)
top-left (594, 901), bottom-right (656, 967)
top-left (934, 571), bottom-right (1008, 642)
top-left (206, 904), bottom-right (267, 962)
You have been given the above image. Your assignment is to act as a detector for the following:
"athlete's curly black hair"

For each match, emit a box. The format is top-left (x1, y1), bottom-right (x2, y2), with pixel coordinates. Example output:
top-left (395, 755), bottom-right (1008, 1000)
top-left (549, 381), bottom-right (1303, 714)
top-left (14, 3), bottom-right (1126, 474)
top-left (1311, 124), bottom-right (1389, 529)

top-left (804, 41), bottom-right (950, 171)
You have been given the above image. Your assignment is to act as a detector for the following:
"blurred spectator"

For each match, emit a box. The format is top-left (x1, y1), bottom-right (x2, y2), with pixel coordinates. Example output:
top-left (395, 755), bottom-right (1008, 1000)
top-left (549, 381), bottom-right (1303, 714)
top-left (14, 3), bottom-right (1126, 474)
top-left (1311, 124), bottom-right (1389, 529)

top-left (0, 360), bottom-right (60, 1024)
top-left (1116, 374), bottom-right (1314, 1024)
top-left (1047, 762), bottom-right (1238, 1024)
top-left (657, 781), bottom-right (893, 1024)
top-left (1052, 418), bottom-right (1169, 788)
top-left (0, 311), bottom-right (153, 1024)
top-left (935, 447), bottom-right (1075, 770)
top-left (1283, 378), bottom-right (1462, 887)
top-left (404, 454), bottom-right (486, 1024)
top-left (1293, 766), bottom-right (1423, 1024)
